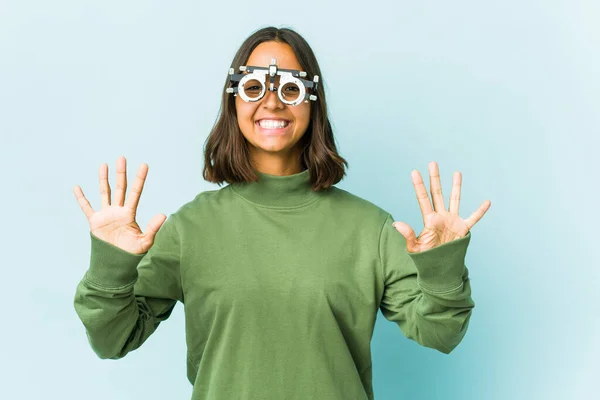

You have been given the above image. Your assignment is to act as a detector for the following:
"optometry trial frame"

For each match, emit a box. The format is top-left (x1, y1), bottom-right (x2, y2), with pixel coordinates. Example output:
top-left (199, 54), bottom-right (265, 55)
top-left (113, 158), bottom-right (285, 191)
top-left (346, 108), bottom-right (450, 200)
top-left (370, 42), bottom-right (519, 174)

top-left (226, 58), bottom-right (319, 106)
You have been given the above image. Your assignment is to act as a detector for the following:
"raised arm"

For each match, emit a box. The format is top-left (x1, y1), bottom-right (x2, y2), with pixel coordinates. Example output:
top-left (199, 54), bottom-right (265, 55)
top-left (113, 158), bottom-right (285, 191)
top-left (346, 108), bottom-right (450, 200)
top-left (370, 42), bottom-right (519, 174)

top-left (72, 156), bottom-right (182, 359)
top-left (379, 214), bottom-right (474, 354)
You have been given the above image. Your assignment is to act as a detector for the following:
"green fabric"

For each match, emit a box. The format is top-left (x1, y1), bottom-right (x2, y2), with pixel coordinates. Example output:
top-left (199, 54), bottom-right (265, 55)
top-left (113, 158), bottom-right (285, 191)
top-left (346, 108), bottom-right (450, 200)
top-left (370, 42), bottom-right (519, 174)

top-left (74, 168), bottom-right (475, 400)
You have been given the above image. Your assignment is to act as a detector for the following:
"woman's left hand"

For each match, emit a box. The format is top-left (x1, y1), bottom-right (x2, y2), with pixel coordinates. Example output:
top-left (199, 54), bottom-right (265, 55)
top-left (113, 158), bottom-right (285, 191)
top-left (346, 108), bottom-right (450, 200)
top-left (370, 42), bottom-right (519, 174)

top-left (393, 161), bottom-right (491, 253)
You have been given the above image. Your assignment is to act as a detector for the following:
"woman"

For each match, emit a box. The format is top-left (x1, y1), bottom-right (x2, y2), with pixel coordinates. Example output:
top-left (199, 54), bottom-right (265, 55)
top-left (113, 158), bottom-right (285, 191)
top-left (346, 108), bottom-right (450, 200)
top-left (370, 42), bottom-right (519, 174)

top-left (73, 26), bottom-right (491, 400)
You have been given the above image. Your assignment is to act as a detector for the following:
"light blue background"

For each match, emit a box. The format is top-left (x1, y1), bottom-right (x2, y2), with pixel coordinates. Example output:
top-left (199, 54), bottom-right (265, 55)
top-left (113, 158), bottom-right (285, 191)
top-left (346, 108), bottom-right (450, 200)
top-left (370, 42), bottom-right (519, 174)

top-left (1, 1), bottom-right (597, 399)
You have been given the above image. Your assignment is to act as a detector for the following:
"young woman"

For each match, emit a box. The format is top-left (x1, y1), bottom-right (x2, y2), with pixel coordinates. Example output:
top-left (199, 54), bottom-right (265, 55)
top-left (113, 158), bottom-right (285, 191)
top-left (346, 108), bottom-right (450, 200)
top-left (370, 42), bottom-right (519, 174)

top-left (73, 26), bottom-right (491, 400)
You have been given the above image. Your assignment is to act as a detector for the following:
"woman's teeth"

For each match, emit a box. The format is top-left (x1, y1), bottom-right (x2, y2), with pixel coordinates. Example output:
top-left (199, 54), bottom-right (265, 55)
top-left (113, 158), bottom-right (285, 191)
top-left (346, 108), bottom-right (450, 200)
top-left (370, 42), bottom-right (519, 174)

top-left (257, 120), bottom-right (289, 129)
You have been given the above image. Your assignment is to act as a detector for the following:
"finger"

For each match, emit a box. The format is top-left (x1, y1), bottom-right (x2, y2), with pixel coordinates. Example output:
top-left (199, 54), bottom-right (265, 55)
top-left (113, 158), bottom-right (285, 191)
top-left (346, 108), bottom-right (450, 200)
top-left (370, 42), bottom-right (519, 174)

top-left (392, 221), bottom-right (418, 252)
top-left (99, 163), bottom-right (111, 208)
top-left (448, 171), bottom-right (462, 215)
top-left (114, 156), bottom-right (127, 207)
top-left (429, 161), bottom-right (445, 212)
top-left (73, 185), bottom-right (95, 220)
top-left (464, 200), bottom-right (492, 230)
top-left (411, 169), bottom-right (433, 223)
top-left (125, 162), bottom-right (149, 212)
top-left (145, 214), bottom-right (167, 239)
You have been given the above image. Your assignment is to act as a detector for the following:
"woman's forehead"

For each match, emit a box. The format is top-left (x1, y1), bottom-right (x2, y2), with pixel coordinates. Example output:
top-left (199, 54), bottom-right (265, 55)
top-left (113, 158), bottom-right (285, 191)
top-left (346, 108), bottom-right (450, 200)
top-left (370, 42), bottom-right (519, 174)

top-left (246, 42), bottom-right (302, 70)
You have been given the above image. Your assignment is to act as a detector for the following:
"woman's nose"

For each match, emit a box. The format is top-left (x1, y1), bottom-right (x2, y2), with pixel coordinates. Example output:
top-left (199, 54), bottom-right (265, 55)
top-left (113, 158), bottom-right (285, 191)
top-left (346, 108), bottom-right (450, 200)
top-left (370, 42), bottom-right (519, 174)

top-left (262, 87), bottom-right (285, 109)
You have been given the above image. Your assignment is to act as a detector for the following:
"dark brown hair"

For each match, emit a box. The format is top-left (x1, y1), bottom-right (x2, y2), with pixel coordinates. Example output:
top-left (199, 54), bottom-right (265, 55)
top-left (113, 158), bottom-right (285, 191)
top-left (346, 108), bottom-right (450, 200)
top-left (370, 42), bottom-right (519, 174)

top-left (202, 26), bottom-right (348, 191)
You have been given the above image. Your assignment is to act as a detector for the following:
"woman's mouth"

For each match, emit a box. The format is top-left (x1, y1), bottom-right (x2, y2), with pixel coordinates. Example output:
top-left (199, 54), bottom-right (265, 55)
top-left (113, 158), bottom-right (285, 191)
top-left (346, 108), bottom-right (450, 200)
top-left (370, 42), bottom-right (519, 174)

top-left (255, 119), bottom-right (291, 134)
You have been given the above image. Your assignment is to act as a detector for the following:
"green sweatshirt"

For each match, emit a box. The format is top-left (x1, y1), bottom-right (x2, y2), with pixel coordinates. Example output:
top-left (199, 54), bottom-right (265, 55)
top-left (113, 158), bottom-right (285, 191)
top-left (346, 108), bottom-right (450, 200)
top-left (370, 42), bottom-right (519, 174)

top-left (74, 168), bottom-right (475, 400)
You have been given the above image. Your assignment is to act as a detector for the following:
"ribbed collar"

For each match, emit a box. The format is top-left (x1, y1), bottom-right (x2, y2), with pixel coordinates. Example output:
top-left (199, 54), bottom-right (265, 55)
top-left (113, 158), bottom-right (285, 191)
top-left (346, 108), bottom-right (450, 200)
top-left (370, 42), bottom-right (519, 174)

top-left (230, 168), bottom-right (325, 208)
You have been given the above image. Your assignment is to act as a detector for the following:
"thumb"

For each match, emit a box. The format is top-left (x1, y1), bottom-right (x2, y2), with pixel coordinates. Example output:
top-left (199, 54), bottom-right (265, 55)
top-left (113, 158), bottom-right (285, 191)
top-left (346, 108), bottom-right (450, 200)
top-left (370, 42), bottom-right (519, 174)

top-left (392, 221), bottom-right (418, 251)
top-left (145, 213), bottom-right (167, 242)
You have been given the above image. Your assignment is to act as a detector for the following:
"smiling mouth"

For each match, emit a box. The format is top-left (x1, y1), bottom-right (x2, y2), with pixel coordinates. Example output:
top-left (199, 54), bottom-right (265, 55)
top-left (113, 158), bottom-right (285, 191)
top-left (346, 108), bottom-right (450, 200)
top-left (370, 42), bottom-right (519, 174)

top-left (255, 119), bottom-right (291, 129)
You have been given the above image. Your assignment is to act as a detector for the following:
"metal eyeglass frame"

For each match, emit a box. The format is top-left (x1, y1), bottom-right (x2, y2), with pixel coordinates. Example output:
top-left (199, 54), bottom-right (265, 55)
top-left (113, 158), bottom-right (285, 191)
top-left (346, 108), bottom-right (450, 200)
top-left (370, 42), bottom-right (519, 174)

top-left (226, 58), bottom-right (319, 106)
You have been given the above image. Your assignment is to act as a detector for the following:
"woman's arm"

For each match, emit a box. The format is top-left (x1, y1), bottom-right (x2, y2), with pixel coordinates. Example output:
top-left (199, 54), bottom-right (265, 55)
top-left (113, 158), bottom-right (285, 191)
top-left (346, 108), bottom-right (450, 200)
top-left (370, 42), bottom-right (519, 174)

top-left (378, 214), bottom-right (475, 354)
top-left (73, 214), bottom-right (183, 359)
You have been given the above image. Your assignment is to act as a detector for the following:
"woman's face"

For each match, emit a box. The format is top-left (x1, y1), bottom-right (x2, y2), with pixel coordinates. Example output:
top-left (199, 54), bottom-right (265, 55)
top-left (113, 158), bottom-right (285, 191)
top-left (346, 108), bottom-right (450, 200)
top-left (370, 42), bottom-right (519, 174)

top-left (235, 41), bottom-right (311, 173)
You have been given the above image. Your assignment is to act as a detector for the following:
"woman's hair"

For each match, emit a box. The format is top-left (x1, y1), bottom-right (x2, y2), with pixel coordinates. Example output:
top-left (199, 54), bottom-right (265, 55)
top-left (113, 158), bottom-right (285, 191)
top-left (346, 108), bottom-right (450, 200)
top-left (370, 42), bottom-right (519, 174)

top-left (202, 26), bottom-right (348, 191)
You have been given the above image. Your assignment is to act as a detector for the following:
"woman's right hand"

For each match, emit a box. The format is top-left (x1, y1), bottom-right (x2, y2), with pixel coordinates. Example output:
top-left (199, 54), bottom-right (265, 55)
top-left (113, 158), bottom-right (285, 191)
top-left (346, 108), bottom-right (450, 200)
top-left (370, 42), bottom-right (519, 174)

top-left (73, 156), bottom-right (167, 255)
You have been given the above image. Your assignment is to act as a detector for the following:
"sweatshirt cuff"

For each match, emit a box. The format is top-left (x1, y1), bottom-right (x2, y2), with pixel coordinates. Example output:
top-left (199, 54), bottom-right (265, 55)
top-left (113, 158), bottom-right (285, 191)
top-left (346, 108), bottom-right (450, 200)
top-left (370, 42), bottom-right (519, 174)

top-left (85, 231), bottom-right (147, 288)
top-left (408, 231), bottom-right (471, 293)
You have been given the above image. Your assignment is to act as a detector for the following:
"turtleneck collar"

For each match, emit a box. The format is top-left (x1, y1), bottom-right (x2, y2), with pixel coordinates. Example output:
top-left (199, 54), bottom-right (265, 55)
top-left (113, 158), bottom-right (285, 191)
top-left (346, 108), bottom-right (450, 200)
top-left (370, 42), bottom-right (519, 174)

top-left (229, 168), bottom-right (325, 208)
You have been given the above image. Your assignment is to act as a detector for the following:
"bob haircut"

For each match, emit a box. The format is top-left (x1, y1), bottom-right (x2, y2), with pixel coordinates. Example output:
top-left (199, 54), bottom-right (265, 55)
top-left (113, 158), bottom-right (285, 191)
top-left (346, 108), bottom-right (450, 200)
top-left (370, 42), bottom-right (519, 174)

top-left (202, 26), bottom-right (348, 191)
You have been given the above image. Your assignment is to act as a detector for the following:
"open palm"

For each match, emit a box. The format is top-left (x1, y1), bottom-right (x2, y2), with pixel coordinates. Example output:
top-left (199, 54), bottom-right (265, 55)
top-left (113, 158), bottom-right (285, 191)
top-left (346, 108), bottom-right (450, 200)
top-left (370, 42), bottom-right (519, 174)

top-left (393, 161), bottom-right (491, 253)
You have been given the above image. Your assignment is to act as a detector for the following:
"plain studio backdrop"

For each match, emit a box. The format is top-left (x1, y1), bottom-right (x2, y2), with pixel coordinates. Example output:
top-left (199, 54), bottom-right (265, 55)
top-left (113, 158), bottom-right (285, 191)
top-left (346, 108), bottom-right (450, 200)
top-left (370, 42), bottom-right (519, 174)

top-left (0, 1), bottom-right (597, 399)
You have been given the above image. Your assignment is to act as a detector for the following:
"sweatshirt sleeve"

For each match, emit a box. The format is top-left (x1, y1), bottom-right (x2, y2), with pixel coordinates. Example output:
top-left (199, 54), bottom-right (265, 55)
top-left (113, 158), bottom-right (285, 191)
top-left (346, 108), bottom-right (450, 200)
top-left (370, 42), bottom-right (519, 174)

top-left (378, 214), bottom-right (475, 354)
top-left (73, 214), bottom-right (183, 360)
